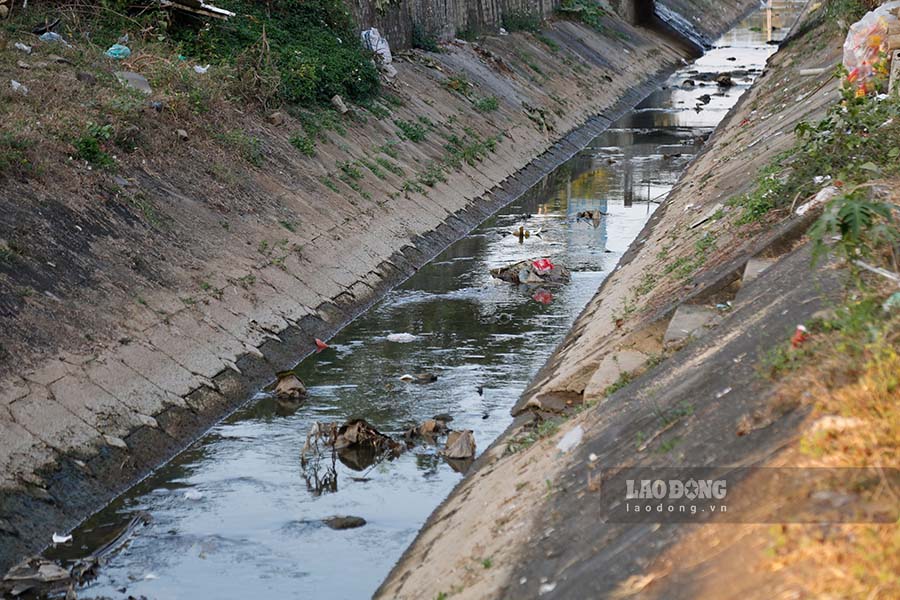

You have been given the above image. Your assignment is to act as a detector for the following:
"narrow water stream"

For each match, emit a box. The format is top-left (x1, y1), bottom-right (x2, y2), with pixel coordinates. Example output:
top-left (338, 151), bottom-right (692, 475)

top-left (51, 4), bottom-right (803, 598)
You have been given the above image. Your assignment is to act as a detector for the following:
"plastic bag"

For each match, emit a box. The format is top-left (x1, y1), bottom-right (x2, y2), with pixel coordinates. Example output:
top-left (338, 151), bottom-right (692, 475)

top-left (361, 27), bottom-right (392, 65)
top-left (105, 44), bottom-right (131, 60)
top-left (532, 258), bottom-right (555, 274)
top-left (843, 1), bottom-right (900, 96)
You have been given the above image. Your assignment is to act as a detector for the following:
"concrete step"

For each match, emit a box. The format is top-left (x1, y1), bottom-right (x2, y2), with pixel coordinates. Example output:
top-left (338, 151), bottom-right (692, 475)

top-left (663, 304), bottom-right (719, 345)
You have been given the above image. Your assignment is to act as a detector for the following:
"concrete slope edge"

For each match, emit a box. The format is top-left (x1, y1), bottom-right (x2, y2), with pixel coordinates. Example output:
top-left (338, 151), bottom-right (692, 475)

top-left (0, 1), bottom-right (759, 569)
top-left (376, 3), bottom-right (849, 597)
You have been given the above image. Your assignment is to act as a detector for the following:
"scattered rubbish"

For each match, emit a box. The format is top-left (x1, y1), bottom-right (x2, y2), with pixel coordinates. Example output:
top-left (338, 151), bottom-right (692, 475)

top-left (331, 94), bottom-right (349, 114)
top-left (556, 425), bottom-right (583, 453)
top-left (14, 42), bottom-right (32, 54)
top-left (499, 27), bottom-right (508, 36)
top-left (842, 1), bottom-right (900, 96)
top-left (361, 27), bottom-right (392, 66)
top-left (183, 490), bottom-right (203, 501)
top-left (852, 259), bottom-right (900, 284)
top-left (114, 71), bottom-right (152, 95)
top-left (176, 128), bottom-right (189, 141)
top-left (715, 303), bottom-right (731, 311)
top-left (588, 453), bottom-right (598, 462)
top-left (532, 289), bottom-right (553, 305)
top-left (399, 372), bottom-right (437, 384)
top-left (798, 67), bottom-right (828, 76)
top-left (539, 581), bottom-right (557, 595)
top-left (403, 418), bottom-right (449, 441)
top-left (315, 338), bottom-right (329, 351)
top-left (193, 64), bottom-right (210, 74)
top-left (790, 325), bottom-right (809, 348)
top-left (105, 44), bottom-right (132, 60)
top-left (491, 258), bottom-right (571, 286)
top-left (32, 19), bottom-right (62, 36)
top-left (10, 80), bottom-right (28, 96)
top-left (0, 558), bottom-right (71, 597)
top-left (323, 515), bottom-right (366, 530)
top-left (51, 533), bottom-right (72, 545)
top-left (38, 31), bottom-right (71, 47)
top-left (689, 203), bottom-right (724, 229)
top-left (158, 0), bottom-right (236, 19)
top-left (442, 430), bottom-right (476, 459)
top-left (386, 332), bottom-right (418, 343)
top-left (715, 387), bottom-right (732, 399)
top-left (715, 73), bottom-right (734, 87)
top-left (339, 420), bottom-right (401, 455)
top-left (795, 185), bottom-right (839, 216)
top-left (811, 415), bottom-right (866, 433)
top-left (274, 372), bottom-right (307, 399)
top-left (883, 291), bottom-right (900, 312)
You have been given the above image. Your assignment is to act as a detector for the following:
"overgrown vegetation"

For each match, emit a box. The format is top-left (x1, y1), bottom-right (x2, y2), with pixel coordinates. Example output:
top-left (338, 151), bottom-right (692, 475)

top-left (174, 0), bottom-right (379, 106)
top-left (411, 24), bottom-right (440, 52)
top-left (0, 134), bottom-right (35, 178)
top-left (501, 8), bottom-right (541, 33)
top-left (731, 83), bottom-right (899, 265)
top-left (558, 0), bottom-right (611, 33)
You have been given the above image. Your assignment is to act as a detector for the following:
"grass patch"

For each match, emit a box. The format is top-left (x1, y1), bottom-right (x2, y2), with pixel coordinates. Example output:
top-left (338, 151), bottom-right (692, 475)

top-left (395, 119), bottom-right (428, 142)
top-left (502, 9), bottom-right (541, 32)
top-left (375, 156), bottom-right (404, 176)
top-left (412, 24), bottom-right (440, 52)
top-left (217, 130), bottom-right (263, 166)
top-left (289, 134), bottom-right (316, 157)
top-left (74, 123), bottom-right (114, 167)
top-left (473, 96), bottom-right (499, 113)
top-left (0, 134), bottom-right (34, 178)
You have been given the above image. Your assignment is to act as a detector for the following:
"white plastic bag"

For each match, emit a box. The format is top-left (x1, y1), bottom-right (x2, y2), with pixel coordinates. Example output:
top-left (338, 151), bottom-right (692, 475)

top-left (843, 1), bottom-right (900, 95)
top-left (361, 27), bottom-right (392, 65)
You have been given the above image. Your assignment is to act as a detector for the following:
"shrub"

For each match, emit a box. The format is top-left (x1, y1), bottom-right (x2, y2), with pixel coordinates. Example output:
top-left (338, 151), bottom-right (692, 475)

top-left (174, 0), bottom-right (380, 107)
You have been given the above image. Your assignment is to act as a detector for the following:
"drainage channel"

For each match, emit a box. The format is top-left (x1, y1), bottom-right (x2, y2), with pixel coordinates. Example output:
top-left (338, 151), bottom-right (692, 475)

top-left (43, 3), bottom-right (803, 598)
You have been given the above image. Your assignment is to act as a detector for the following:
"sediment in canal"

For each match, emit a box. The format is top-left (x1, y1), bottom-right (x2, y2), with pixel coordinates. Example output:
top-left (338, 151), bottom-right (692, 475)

top-left (0, 1), bottom-right (759, 570)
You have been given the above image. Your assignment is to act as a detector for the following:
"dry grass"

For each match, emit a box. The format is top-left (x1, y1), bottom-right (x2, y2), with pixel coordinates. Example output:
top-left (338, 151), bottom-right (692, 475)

top-left (762, 278), bottom-right (900, 599)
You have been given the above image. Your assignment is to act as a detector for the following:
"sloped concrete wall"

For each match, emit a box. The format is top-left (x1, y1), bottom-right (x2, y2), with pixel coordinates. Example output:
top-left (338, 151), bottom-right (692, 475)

top-left (352, 0), bottom-right (749, 49)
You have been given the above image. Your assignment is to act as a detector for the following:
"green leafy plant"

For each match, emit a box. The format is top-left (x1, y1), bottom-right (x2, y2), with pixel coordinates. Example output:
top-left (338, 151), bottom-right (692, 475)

top-left (473, 96), bottom-right (499, 112)
top-left (395, 119), bottom-right (428, 142)
top-left (808, 188), bottom-right (896, 262)
top-left (74, 123), bottom-right (114, 167)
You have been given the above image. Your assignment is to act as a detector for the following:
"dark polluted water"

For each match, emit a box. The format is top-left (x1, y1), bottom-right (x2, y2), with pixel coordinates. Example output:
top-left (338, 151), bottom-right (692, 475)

top-left (48, 4), bottom-right (803, 598)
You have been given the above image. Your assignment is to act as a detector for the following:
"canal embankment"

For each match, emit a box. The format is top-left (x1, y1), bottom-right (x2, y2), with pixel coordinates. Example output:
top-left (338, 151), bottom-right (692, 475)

top-left (379, 2), bottom-right (899, 598)
top-left (0, 0), bottom-right (758, 572)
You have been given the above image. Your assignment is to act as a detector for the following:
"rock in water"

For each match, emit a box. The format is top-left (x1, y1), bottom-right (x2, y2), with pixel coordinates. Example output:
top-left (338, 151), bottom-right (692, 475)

top-left (442, 430), bottom-right (476, 459)
top-left (274, 372), bottom-right (307, 399)
top-left (323, 515), bottom-right (366, 530)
